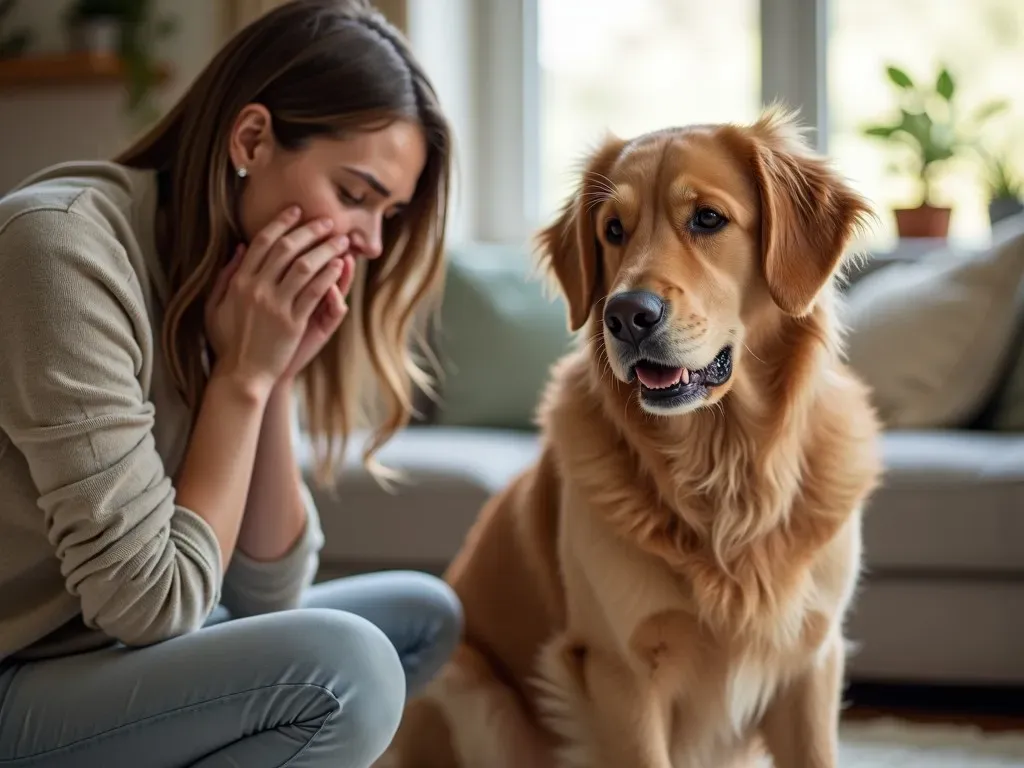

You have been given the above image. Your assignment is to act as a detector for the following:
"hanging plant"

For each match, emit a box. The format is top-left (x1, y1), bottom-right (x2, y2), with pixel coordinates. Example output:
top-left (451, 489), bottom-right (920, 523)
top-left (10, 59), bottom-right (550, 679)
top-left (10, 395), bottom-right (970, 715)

top-left (65, 0), bottom-right (177, 125)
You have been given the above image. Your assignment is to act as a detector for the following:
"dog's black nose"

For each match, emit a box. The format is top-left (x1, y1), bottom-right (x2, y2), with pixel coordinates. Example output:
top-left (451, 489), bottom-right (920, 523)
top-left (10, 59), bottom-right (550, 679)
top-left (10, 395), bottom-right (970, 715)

top-left (604, 290), bottom-right (666, 344)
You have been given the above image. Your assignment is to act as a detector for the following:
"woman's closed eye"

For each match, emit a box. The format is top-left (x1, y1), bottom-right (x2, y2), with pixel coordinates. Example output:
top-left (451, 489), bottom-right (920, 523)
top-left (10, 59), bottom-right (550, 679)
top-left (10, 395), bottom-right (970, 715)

top-left (337, 186), bottom-right (365, 205)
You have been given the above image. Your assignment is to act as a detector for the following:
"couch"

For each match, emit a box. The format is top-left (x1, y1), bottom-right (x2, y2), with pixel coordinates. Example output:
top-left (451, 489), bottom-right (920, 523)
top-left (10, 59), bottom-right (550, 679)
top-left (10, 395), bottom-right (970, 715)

top-left (300, 214), bottom-right (1024, 689)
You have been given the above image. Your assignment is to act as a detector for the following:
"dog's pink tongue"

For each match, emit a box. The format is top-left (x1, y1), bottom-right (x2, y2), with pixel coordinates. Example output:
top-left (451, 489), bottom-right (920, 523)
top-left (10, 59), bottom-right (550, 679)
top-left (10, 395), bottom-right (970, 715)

top-left (636, 365), bottom-right (686, 389)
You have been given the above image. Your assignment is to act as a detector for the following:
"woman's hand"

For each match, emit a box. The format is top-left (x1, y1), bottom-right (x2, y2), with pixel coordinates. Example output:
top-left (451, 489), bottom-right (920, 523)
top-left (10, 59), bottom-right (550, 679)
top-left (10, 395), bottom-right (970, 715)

top-left (204, 206), bottom-right (349, 396)
top-left (279, 249), bottom-right (356, 384)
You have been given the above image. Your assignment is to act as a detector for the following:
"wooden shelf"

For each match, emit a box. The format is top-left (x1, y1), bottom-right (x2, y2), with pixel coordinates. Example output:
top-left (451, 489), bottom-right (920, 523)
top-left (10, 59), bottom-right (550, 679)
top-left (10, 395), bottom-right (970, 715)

top-left (0, 52), bottom-right (170, 90)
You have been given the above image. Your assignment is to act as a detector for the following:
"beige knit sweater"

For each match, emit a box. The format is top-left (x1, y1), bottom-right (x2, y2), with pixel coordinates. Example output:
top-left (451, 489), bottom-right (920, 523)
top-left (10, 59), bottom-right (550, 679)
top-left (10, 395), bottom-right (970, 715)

top-left (0, 161), bottom-right (324, 662)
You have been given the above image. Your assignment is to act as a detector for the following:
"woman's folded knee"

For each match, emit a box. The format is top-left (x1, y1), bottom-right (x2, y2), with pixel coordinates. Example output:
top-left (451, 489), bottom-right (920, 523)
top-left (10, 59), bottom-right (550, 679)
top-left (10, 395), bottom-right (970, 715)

top-left (239, 608), bottom-right (406, 758)
top-left (311, 610), bottom-right (406, 761)
top-left (284, 609), bottom-right (404, 691)
top-left (378, 571), bottom-right (464, 654)
top-left (418, 573), bottom-right (464, 649)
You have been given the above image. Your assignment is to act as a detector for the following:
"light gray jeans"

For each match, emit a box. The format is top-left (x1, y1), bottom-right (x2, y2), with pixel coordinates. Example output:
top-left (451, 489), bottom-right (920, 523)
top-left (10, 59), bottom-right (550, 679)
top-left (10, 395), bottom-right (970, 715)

top-left (0, 570), bottom-right (462, 768)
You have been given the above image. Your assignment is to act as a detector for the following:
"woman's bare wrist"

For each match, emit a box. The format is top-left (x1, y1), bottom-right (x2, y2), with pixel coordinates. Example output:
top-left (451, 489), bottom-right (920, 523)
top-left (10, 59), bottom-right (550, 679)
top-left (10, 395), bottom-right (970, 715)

top-left (208, 360), bottom-right (276, 407)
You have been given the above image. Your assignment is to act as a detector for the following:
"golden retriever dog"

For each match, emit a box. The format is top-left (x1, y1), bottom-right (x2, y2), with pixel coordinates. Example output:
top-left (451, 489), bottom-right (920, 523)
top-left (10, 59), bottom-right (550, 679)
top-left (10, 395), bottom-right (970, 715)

top-left (376, 108), bottom-right (883, 768)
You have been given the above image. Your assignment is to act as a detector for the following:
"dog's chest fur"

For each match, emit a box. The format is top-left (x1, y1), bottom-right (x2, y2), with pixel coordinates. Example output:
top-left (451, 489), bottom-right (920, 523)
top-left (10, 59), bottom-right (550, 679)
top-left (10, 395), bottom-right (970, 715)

top-left (556, 477), bottom-right (833, 742)
top-left (539, 359), bottom-right (856, 754)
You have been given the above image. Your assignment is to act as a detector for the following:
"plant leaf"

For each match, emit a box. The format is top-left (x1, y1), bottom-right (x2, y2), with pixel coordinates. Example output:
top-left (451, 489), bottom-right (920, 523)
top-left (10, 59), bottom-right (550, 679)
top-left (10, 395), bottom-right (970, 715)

top-left (971, 99), bottom-right (1010, 124)
top-left (897, 109), bottom-right (932, 147)
top-left (887, 66), bottom-right (914, 89)
top-left (936, 68), bottom-right (955, 100)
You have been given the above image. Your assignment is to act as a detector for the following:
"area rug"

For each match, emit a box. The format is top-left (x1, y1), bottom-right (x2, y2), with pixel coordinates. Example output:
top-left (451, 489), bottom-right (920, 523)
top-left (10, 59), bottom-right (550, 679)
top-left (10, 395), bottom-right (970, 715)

top-left (836, 718), bottom-right (1024, 767)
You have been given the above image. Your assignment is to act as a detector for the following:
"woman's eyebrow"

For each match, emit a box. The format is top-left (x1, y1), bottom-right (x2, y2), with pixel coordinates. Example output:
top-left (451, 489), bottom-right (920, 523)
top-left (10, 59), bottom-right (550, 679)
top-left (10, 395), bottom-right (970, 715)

top-left (341, 166), bottom-right (391, 197)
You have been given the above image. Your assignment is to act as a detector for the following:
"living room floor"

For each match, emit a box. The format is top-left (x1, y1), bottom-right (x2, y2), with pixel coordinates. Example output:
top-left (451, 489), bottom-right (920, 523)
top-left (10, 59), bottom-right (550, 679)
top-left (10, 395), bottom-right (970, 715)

top-left (843, 682), bottom-right (1024, 732)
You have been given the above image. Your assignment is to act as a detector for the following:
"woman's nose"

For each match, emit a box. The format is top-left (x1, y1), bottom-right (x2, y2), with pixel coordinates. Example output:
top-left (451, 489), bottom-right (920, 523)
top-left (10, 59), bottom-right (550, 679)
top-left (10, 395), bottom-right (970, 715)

top-left (349, 217), bottom-right (383, 260)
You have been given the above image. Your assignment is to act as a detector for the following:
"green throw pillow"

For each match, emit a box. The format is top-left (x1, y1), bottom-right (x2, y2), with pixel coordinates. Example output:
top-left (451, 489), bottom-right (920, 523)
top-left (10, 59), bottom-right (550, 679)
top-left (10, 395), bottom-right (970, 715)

top-left (433, 242), bottom-right (574, 430)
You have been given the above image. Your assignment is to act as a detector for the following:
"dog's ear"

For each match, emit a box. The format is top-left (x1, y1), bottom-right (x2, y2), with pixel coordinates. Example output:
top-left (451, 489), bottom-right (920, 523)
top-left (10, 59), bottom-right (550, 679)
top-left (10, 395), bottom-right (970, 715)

top-left (740, 109), bottom-right (874, 316)
top-left (535, 136), bottom-right (626, 332)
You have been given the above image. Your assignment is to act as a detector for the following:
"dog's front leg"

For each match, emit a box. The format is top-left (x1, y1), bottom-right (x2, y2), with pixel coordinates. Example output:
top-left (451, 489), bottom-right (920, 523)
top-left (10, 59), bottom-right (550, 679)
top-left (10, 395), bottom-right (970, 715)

top-left (758, 635), bottom-right (844, 768)
top-left (535, 634), bottom-right (674, 768)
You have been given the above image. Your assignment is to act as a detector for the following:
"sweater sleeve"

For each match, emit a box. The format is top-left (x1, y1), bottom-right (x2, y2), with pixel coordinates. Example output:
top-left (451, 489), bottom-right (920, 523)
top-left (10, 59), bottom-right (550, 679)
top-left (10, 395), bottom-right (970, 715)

top-left (0, 208), bottom-right (223, 647)
top-left (220, 483), bottom-right (325, 616)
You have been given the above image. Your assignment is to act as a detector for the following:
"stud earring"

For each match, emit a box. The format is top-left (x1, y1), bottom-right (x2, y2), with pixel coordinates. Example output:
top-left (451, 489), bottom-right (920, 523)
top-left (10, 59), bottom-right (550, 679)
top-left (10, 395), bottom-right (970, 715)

top-left (237, 166), bottom-right (248, 178)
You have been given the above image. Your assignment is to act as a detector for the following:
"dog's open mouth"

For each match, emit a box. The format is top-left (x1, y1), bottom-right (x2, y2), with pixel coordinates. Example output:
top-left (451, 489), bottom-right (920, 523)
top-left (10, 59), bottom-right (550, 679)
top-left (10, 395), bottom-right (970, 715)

top-left (632, 346), bottom-right (733, 406)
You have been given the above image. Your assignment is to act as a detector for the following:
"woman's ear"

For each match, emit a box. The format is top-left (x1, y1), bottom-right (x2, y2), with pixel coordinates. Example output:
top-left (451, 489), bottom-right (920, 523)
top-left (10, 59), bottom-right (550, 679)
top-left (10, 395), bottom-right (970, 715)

top-left (534, 135), bottom-right (626, 332)
top-left (734, 109), bottom-right (875, 316)
top-left (228, 103), bottom-right (275, 177)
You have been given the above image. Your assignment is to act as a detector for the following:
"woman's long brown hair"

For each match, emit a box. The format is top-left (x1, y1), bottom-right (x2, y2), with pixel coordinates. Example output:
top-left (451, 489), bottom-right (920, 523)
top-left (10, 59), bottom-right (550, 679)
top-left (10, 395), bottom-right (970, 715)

top-left (114, 0), bottom-right (451, 486)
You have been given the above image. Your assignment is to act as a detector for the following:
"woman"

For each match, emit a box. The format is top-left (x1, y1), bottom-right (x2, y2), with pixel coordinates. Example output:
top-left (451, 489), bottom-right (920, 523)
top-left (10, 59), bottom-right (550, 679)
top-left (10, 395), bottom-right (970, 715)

top-left (0, 1), bottom-right (461, 766)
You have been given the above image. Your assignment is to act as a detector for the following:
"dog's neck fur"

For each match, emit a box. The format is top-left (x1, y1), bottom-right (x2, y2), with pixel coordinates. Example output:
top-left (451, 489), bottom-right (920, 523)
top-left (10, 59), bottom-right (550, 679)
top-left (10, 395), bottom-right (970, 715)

top-left (538, 285), bottom-right (877, 637)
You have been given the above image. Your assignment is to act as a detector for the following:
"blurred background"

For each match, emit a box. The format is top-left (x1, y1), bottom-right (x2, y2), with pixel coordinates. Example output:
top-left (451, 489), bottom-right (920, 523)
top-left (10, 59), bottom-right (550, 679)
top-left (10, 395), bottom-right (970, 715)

top-left (2, 1), bottom-right (1024, 759)
top-left (1, 0), bottom-right (1021, 249)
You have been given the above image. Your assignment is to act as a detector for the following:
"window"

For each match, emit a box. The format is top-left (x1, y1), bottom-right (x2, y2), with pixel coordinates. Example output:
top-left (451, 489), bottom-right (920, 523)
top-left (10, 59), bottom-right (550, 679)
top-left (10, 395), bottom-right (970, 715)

top-left (826, 0), bottom-right (1024, 248)
top-left (416, 0), bottom-right (1021, 247)
top-left (537, 0), bottom-right (763, 218)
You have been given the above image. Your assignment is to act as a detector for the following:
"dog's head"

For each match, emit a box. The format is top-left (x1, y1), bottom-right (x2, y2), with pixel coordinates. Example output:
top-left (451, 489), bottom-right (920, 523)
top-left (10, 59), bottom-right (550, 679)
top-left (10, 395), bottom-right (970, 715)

top-left (536, 109), bottom-right (873, 416)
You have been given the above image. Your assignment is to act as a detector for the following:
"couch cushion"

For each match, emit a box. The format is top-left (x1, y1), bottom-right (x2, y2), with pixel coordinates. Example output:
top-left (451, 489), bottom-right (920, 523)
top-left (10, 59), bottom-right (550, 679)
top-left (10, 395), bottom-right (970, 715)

top-left (842, 212), bottom-right (1024, 429)
top-left (432, 242), bottom-right (574, 430)
top-left (863, 431), bottom-right (1024, 573)
top-left (298, 427), bottom-right (540, 568)
top-left (302, 426), bottom-right (1024, 576)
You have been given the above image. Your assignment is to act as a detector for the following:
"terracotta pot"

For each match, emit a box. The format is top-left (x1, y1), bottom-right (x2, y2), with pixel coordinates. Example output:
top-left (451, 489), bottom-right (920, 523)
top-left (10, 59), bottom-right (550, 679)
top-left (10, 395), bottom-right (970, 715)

top-left (893, 205), bottom-right (951, 239)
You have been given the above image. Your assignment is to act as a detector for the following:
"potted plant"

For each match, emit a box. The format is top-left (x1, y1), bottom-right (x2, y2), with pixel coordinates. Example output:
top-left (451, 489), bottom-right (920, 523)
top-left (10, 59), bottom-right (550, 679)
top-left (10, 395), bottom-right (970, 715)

top-left (65, 0), bottom-right (123, 55)
top-left (862, 64), bottom-right (1007, 239)
top-left (0, 0), bottom-right (32, 60)
top-left (65, 0), bottom-right (177, 123)
top-left (980, 149), bottom-right (1024, 227)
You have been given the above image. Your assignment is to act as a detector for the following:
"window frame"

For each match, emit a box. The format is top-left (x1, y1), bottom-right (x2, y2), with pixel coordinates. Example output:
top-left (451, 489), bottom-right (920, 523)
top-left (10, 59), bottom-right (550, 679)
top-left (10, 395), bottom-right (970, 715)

top-left (406, 0), bottom-right (827, 244)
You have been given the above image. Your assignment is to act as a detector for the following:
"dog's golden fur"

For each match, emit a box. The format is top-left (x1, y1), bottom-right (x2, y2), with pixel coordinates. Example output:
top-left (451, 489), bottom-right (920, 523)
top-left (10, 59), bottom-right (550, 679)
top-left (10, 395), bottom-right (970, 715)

top-left (376, 108), bottom-right (883, 768)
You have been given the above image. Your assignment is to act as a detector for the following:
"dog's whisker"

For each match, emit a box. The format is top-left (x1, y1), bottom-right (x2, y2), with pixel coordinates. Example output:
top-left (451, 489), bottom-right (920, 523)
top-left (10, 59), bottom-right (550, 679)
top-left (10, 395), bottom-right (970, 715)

top-left (582, 170), bottom-right (616, 194)
top-left (582, 196), bottom-right (611, 216)
top-left (742, 343), bottom-right (767, 366)
top-left (712, 400), bottom-right (726, 424)
top-left (584, 171), bottom-right (618, 197)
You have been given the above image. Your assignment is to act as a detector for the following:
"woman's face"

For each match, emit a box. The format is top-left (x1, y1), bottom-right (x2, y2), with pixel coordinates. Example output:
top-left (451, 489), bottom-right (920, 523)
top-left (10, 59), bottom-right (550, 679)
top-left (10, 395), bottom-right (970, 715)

top-left (228, 104), bottom-right (427, 261)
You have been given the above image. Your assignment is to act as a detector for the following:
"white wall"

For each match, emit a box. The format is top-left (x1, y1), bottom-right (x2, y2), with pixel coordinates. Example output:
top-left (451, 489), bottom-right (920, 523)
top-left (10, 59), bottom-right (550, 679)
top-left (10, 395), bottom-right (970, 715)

top-left (0, 0), bottom-right (221, 193)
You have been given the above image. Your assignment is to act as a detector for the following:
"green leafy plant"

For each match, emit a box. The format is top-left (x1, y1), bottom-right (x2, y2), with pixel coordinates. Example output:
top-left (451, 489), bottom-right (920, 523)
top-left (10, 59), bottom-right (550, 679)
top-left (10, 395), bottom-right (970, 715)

top-left (862, 64), bottom-right (1009, 208)
top-left (65, 0), bottom-right (177, 124)
top-left (981, 149), bottom-right (1023, 201)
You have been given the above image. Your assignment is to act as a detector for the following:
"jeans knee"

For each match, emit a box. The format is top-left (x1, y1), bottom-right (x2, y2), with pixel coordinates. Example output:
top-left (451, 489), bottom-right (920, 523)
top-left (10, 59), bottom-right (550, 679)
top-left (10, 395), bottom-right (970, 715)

top-left (415, 572), bottom-right (463, 651)
top-left (303, 609), bottom-right (406, 761)
top-left (393, 571), bottom-right (463, 649)
top-left (329, 614), bottom-right (405, 757)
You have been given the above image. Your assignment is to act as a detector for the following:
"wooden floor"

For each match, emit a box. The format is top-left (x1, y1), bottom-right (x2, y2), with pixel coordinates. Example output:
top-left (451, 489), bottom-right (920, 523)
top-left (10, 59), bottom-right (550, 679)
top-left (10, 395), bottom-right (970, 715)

top-left (841, 681), bottom-right (1024, 733)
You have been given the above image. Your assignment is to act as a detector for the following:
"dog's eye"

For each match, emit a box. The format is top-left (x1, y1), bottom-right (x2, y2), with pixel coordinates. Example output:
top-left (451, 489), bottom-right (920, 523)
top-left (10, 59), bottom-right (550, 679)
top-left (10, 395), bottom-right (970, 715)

top-left (691, 207), bottom-right (727, 233)
top-left (604, 217), bottom-right (625, 245)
